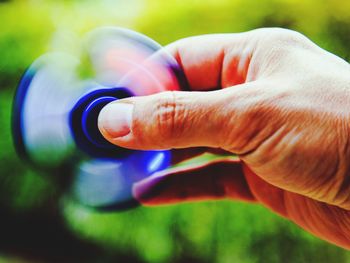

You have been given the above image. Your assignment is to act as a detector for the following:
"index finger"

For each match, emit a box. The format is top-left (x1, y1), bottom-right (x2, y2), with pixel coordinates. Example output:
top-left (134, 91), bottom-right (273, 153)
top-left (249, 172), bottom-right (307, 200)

top-left (164, 31), bottom-right (257, 91)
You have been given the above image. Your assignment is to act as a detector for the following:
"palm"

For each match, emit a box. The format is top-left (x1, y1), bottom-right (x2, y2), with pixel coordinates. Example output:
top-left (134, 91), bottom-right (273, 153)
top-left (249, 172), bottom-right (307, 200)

top-left (242, 163), bottom-right (350, 249)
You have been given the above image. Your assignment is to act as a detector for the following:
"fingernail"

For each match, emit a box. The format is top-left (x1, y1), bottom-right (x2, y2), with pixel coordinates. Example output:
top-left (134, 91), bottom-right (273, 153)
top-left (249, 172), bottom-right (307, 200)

top-left (98, 102), bottom-right (133, 138)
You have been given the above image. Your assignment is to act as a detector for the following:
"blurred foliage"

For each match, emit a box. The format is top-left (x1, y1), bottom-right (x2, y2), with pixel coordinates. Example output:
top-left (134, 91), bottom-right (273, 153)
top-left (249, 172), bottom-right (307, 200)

top-left (1, 0), bottom-right (350, 262)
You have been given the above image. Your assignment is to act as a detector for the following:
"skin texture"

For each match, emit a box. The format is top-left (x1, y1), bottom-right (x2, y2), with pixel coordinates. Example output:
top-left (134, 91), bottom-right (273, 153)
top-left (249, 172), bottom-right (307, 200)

top-left (98, 28), bottom-right (350, 249)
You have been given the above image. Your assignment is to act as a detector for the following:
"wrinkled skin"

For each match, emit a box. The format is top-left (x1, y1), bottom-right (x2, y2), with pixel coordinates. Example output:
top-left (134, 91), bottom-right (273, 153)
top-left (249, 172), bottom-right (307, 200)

top-left (98, 28), bottom-right (350, 249)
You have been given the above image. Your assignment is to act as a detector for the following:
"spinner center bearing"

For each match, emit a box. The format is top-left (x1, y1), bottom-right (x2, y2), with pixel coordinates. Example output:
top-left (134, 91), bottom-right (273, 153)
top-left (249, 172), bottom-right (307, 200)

top-left (70, 87), bottom-right (133, 158)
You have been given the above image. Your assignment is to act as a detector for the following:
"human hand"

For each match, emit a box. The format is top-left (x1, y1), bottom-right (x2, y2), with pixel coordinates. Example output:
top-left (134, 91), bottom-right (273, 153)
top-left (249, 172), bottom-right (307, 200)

top-left (98, 28), bottom-right (350, 249)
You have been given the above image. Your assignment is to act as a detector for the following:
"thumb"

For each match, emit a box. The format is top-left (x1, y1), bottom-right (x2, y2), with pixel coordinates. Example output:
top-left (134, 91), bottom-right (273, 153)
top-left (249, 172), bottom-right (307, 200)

top-left (98, 86), bottom-right (256, 151)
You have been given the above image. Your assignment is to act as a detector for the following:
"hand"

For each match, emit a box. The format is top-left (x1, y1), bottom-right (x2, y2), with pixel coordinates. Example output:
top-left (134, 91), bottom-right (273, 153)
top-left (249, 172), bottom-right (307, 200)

top-left (98, 28), bottom-right (350, 249)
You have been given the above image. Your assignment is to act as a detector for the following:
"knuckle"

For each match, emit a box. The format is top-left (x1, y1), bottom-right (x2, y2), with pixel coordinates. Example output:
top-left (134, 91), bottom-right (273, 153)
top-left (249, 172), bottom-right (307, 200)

top-left (166, 36), bottom-right (203, 57)
top-left (154, 91), bottom-right (187, 144)
top-left (259, 27), bottom-right (311, 47)
top-left (250, 28), bottom-right (315, 78)
top-left (254, 28), bottom-right (313, 59)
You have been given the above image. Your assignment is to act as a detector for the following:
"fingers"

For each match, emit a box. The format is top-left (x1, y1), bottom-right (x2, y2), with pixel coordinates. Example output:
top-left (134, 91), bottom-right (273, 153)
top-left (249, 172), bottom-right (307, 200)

top-left (163, 28), bottom-right (318, 91)
top-left (164, 32), bottom-right (257, 90)
top-left (98, 83), bottom-right (261, 151)
top-left (97, 29), bottom-right (294, 151)
top-left (133, 159), bottom-right (256, 205)
top-left (97, 29), bottom-right (297, 152)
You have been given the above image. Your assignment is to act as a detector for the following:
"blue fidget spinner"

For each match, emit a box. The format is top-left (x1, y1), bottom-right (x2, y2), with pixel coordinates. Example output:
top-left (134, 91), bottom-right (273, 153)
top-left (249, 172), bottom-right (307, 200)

top-left (12, 27), bottom-right (186, 210)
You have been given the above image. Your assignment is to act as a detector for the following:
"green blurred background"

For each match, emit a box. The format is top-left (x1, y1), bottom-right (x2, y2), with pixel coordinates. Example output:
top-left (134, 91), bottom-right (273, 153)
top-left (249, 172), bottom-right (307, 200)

top-left (1, 0), bottom-right (350, 262)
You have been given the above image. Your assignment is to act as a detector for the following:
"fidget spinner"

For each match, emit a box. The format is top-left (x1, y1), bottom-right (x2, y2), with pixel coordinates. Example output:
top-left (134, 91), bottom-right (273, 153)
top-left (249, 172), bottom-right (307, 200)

top-left (12, 27), bottom-right (186, 210)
